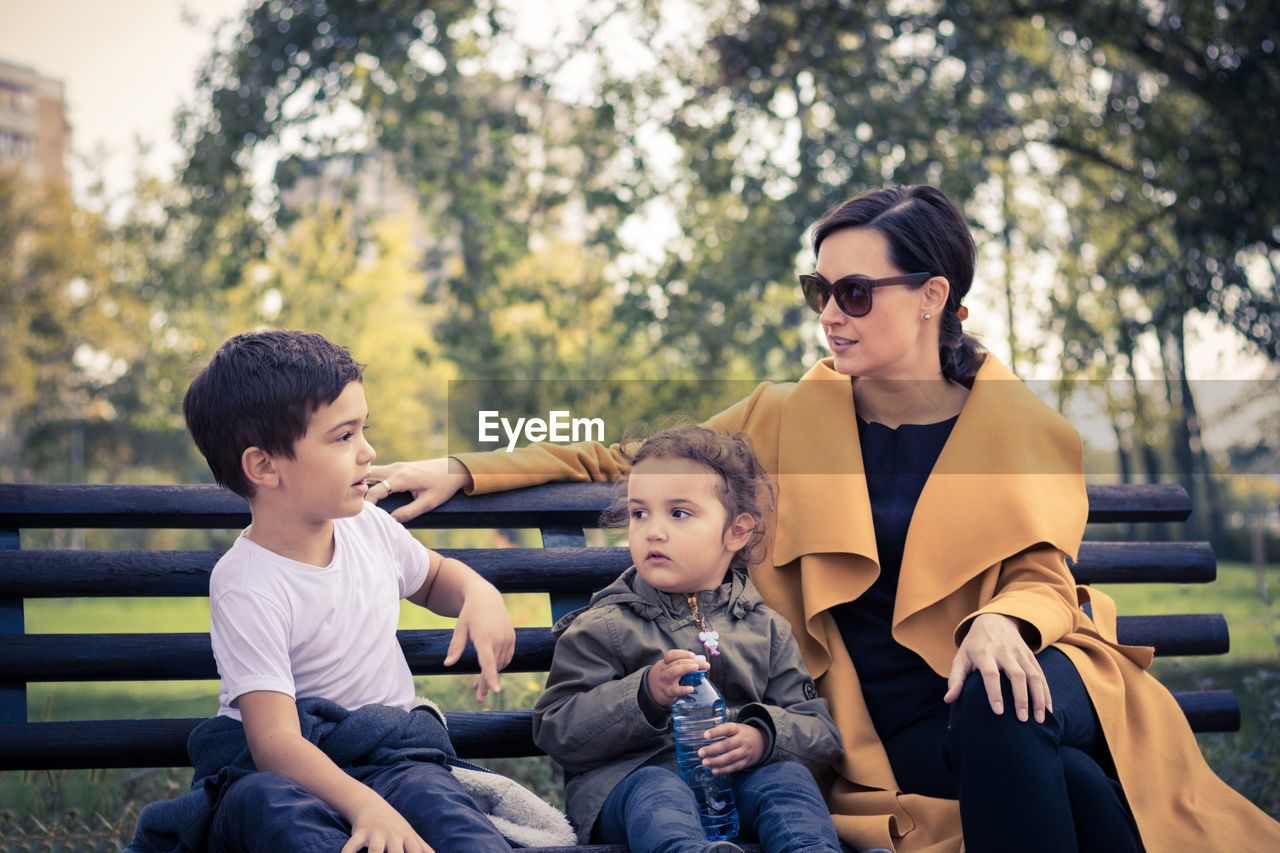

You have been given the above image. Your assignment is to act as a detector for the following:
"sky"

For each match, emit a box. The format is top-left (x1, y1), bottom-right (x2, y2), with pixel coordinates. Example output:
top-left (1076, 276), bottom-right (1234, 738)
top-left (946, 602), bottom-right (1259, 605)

top-left (0, 0), bottom-right (248, 198)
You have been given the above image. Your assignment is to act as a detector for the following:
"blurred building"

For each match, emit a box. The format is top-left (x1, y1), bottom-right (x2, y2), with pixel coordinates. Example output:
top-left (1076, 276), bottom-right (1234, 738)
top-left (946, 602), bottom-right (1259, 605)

top-left (0, 58), bottom-right (71, 186)
top-left (276, 149), bottom-right (415, 220)
top-left (271, 80), bottom-right (591, 259)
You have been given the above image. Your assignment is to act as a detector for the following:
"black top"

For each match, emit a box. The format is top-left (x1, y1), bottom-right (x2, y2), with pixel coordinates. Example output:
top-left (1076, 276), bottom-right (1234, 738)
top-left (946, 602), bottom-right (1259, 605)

top-left (832, 414), bottom-right (958, 741)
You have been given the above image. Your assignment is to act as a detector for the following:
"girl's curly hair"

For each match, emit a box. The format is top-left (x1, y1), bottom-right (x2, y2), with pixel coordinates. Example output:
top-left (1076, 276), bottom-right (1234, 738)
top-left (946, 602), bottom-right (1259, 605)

top-left (601, 423), bottom-right (775, 572)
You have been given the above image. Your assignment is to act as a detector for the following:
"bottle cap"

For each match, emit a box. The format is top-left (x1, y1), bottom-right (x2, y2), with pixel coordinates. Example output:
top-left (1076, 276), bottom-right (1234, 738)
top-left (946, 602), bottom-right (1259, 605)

top-left (693, 654), bottom-right (707, 663)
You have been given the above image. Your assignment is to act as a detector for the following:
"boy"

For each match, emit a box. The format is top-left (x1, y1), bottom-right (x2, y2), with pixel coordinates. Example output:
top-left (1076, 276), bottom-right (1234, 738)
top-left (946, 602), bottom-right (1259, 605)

top-left (181, 329), bottom-right (513, 853)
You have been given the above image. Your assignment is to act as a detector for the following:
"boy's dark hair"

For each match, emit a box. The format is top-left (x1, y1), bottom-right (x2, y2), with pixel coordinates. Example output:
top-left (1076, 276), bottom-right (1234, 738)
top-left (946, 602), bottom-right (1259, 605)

top-left (183, 329), bottom-right (365, 498)
top-left (603, 423), bottom-right (775, 572)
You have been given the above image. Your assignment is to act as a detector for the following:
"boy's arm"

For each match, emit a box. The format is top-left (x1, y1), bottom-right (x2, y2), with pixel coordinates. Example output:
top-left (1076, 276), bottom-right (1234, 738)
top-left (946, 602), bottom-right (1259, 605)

top-left (238, 691), bottom-right (433, 853)
top-left (408, 552), bottom-right (515, 702)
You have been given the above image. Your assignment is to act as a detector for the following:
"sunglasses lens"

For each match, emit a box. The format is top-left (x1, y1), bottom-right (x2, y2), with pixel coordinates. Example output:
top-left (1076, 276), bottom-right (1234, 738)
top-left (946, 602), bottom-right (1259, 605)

top-left (800, 276), bottom-right (826, 313)
top-left (835, 278), bottom-right (872, 316)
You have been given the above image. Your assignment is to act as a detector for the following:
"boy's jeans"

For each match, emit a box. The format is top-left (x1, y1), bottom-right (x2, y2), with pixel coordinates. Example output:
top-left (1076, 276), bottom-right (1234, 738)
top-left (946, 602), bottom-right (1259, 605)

top-left (207, 759), bottom-right (509, 853)
top-left (598, 760), bottom-right (843, 853)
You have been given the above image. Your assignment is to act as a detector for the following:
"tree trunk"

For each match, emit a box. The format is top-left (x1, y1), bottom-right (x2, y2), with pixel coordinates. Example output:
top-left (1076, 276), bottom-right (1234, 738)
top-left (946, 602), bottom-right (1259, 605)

top-left (1173, 312), bottom-right (1226, 550)
top-left (1158, 313), bottom-right (1197, 543)
top-left (1000, 167), bottom-right (1018, 374)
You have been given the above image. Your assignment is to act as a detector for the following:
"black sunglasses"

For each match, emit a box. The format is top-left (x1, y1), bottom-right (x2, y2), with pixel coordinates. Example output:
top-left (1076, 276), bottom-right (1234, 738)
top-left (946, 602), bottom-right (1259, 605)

top-left (799, 271), bottom-right (933, 317)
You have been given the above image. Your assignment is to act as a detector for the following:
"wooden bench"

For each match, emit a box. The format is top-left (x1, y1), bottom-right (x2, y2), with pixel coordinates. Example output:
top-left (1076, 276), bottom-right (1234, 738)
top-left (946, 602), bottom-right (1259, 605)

top-left (0, 481), bottom-right (1239, 848)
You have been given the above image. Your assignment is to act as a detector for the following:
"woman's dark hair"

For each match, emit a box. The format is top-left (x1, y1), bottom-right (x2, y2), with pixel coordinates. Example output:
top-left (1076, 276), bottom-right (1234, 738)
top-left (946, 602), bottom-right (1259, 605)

top-left (812, 185), bottom-right (985, 384)
top-left (602, 424), bottom-right (774, 573)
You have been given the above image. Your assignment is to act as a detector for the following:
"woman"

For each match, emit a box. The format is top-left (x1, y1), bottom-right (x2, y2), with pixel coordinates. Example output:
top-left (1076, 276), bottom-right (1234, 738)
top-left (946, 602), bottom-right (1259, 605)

top-left (371, 185), bottom-right (1280, 852)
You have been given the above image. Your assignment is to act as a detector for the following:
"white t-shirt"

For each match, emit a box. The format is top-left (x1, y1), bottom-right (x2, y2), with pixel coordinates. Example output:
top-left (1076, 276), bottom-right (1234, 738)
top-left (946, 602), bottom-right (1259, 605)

top-left (209, 503), bottom-right (432, 720)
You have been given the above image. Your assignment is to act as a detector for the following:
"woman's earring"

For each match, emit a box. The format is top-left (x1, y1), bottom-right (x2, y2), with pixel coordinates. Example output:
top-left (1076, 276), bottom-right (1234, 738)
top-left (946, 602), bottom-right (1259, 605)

top-left (923, 312), bottom-right (932, 320)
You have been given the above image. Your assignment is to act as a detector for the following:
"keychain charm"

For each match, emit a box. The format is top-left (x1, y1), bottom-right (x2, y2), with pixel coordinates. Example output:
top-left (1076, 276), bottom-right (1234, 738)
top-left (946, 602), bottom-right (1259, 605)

top-left (687, 595), bottom-right (722, 656)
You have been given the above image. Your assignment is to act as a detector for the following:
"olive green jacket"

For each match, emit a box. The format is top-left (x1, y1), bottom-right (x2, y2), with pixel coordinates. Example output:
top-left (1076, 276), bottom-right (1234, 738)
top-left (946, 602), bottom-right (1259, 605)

top-left (532, 567), bottom-right (842, 840)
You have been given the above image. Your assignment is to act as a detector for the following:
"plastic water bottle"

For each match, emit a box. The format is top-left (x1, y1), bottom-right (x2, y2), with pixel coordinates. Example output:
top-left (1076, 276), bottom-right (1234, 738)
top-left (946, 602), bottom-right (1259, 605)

top-left (671, 660), bottom-right (740, 841)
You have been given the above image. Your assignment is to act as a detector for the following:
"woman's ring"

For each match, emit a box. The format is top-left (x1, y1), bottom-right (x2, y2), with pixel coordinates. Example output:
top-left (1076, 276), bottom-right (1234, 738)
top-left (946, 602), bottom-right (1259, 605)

top-left (382, 480), bottom-right (393, 495)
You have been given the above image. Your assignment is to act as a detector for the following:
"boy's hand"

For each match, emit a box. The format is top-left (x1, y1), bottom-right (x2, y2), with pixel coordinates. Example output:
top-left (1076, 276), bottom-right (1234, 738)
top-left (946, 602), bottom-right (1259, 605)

top-left (444, 581), bottom-right (515, 703)
top-left (645, 650), bottom-right (709, 708)
top-left (343, 794), bottom-right (436, 853)
top-left (696, 722), bottom-right (766, 775)
top-left (238, 691), bottom-right (436, 853)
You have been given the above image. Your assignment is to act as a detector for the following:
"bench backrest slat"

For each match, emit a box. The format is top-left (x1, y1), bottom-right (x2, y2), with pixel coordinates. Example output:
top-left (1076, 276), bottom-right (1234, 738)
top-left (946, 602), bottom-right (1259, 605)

top-left (0, 612), bottom-right (1227, 685)
top-left (0, 540), bottom-right (1216, 598)
top-left (0, 547), bottom-right (635, 597)
top-left (0, 482), bottom-right (1194, 528)
top-left (0, 688), bottom-right (1241, 772)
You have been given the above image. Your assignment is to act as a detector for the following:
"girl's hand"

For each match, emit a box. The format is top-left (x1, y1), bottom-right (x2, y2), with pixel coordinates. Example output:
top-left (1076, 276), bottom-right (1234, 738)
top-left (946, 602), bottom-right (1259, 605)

top-left (943, 612), bottom-right (1052, 723)
top-left (366, 458), bottom-right (473, 523)
top-left (646, 650), bottom-right (709, 707)
top-left (697, 722), bottom-right (765, 774)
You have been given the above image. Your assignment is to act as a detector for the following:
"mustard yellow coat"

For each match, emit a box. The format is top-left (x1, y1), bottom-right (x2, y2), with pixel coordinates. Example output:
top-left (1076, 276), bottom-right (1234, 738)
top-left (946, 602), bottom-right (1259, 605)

top-left (458, 356), bottom-right (1280, 852)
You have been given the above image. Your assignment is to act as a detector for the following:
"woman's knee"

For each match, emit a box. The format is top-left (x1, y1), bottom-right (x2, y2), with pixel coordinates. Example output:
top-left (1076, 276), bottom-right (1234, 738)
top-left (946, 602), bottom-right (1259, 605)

top-left (948, 670), bottom-right (1007, 736)
top-left (947, 670), bottom-right (1060, 756)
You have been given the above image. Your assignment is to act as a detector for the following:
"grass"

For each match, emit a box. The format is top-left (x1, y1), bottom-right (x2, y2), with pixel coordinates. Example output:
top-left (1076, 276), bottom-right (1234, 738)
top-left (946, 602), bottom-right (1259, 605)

top-left (1099, 560), bottom-right (1280, 818)
top-left (3, 563), bottom-right (1277, 847)
top-left (1103, 561), bottom-right (1280, 744)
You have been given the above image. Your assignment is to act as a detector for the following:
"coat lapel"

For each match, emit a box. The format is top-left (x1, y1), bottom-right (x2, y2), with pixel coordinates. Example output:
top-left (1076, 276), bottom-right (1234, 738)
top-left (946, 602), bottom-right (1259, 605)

top-left (893, 357), bottom-right (1088, 664)
top-left (755, 360), bottom-right (881, 682)
top-left (773, 359), bottom-right (881, 606)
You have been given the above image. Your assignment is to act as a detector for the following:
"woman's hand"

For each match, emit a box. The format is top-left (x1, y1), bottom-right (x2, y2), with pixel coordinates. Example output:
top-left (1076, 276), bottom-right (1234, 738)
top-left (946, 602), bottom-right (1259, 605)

top-left (697, 722), bottom-right (766, 775)
top-left (367, 458), bottom-right (474, 522)
top-left (944, 612), bottom-right (1052, 723)
top-left (646, 650), bottom-right (710, 708)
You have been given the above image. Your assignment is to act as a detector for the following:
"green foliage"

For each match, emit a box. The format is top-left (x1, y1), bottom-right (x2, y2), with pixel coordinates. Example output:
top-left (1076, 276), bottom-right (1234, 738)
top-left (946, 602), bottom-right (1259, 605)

top-left (180, 0), bottom-right (648, 381)
top-left (1204, 669), bottom-right (1280, 818)
top-left (0, 168), bottom-right (206, 488)
top-left (630, 0), bottom-right (1277, 371)
top-left (948, 0), bottom-right (1280, 359)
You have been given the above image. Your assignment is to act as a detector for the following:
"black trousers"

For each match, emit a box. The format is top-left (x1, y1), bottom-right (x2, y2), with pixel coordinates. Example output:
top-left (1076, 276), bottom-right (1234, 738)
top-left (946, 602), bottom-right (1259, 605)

top-left (882, 647), bottom-right (1143, 853)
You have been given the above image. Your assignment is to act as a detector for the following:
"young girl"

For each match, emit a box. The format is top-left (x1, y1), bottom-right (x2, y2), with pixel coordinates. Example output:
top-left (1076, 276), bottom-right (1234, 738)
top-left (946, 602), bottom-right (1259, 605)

top-left (532, 425), bottom-right (845, 853)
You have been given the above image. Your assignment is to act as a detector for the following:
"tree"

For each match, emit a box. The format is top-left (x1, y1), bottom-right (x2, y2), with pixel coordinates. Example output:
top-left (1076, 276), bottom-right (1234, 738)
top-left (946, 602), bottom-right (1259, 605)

top-left (178, 0), bottom-right (648, 382)
top-left (608, 0), bottom-right (1063, 377)
top-left (975, 0), bottom-right (1280, 358)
